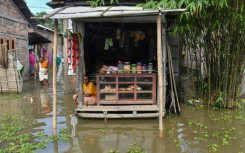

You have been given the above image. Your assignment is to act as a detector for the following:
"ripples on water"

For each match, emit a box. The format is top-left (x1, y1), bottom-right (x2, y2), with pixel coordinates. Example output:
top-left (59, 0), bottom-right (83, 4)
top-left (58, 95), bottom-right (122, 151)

top-left (0, 79), bottom-right (244, 153)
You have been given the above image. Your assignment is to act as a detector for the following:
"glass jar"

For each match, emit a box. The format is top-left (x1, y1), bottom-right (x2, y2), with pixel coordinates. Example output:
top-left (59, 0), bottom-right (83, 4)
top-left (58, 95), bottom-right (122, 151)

top-left (131, 64), bottom-right (136, 74)
top-left (123, 62), bottom-right (130, 73)
top-left (148, 63), bottom-right (153, 73)
top-left (136, 62), bottom-right (142, 73)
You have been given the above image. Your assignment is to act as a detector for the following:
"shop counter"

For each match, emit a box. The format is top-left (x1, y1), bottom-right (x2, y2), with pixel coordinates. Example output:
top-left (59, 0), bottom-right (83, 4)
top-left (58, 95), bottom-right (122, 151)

top-left (96, 73), bottom-right (156, 105)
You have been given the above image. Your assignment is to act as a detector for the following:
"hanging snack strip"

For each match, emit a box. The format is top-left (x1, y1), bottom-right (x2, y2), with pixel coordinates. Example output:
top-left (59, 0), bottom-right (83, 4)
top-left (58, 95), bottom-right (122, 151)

top-left (71, 33), bottom-right (80, 73)
top-left (67, 37), bottom-right (72, 65)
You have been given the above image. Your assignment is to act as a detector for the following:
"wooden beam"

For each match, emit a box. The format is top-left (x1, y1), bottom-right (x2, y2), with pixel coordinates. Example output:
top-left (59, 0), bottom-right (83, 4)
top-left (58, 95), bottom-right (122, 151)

top-left (52, 19), bottom-right (58, 138)
top-left (75, 105), bottom-right (160, 112)
top-left (76, 22), bottom-right (85, 108)
top-left (62, 19), bottom-right (68, 92)
top-left (161, 20), bottom-right (167, 119)
top-left (34, 44), bottom-right (37, 79)
top-left (77, 113), bottom-right (159, 118)
top-left (157, 13), bottom-right (163, 138)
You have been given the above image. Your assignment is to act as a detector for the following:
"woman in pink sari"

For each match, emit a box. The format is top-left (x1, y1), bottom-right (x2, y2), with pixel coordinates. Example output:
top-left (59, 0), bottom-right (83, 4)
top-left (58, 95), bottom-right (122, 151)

top-left (29, 49), bottom-right (35, 76)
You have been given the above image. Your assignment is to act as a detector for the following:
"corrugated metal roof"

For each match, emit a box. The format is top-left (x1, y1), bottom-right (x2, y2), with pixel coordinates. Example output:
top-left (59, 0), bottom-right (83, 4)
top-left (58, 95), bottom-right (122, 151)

top-left (36, 24), bottom-right (63, 36)
top-left (47, 6), bottom-right (186, 22)
top-left (28, 32), bottom-right (51, 45)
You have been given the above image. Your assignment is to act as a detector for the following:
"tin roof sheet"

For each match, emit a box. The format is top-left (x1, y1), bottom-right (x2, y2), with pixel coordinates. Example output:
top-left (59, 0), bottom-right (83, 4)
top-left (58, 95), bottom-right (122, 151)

top-left (47, 6), bottom-right (186, 22)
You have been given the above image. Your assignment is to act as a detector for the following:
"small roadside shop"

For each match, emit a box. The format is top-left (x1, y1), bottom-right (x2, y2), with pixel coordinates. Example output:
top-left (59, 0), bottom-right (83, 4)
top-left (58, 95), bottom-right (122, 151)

top-left (47, 6), bottom-right (184, 120)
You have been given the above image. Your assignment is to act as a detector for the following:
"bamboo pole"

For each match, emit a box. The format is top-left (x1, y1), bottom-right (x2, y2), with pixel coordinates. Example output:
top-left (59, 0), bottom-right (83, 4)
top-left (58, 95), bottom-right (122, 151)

top-left (167, 43), bottom-right (177, 115)
top-left (53, 19), bottom-right (58, 138)
top-left (167, 43), bottom-right (180, 113)
top-left (157, 13), bottom-right (163, 138)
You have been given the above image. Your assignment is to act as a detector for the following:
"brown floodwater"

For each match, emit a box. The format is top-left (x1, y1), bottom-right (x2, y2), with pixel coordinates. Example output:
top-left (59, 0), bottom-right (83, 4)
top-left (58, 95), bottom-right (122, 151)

top-left (0, 78), bottom-right (245, 153)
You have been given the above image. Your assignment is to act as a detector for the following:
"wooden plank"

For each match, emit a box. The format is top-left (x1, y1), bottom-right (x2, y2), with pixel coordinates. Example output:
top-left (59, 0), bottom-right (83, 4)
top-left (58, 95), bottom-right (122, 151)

top-left (12, 39), bottom-right (16, 50)
top-left (59, 6), bottom-right (108, 14)
top-left (9, 38), bottom-right (12, 52)
top-left (77, 113), bottom-right (159, 118)
top-left (59, 6), bottom-right (143, 14)
top-left (75, 105), bottom-right (159, 112)
top-left (76, 21), bottom-right (85, 107)
top-left (0, 68), bottom-right (8, 93)
top-left (78, 123), bottom-right (157, 130)
top-left (98, 82), bottom-right (116, 84)
top-left (136, 91), bottom-right (153, 93)
top-left (6, 68), bottom-right (17, 92)
top-left (161, 24), bottom-right (167, 115)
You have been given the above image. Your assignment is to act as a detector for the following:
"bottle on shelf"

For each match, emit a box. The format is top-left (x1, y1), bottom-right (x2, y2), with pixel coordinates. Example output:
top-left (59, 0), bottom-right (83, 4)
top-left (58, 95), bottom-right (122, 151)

top-left (136, 62), bottom-right (142, 73)
top-left (118, 61), bottom-right (124, 73)
top-left (131, 64), bottom-right (136, 74)
top-left (148, 63), bottom-right (153, 73)
top-left (142, 64), bottom-right (147, 73)
top-left (123, 62), bottom-right (130, 73)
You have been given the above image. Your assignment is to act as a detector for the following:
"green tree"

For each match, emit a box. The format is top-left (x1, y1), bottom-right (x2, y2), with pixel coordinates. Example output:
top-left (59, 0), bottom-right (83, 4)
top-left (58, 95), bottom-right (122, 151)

top-left (35, 11), bottom-right (63, 33)
top-left (172, 0), bottom-right (245, 108)
top-left (88, 0), bottom-right (245, 108)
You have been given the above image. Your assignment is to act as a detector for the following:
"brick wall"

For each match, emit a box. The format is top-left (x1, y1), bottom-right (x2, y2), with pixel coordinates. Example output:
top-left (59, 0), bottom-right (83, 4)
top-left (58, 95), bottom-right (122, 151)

top-left (0, 0), bottom-right (29, 80)
top-left (35, 28), bottom-right (63, 54)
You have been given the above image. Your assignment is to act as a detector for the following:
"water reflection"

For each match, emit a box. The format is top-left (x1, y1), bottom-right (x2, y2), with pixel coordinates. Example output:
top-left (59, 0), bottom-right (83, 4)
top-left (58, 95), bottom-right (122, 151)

top-left (72, 119), bottom-right (164, 153)
top-left (0, 78), bottom-right (245, 153)
top-left (40, 88), bottom-right (51, 114)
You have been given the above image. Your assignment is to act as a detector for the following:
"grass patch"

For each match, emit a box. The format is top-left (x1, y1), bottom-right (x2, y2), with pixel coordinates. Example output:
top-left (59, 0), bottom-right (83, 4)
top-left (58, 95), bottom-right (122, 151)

top-left (241, 99), bottom-right (245, 103)
top-left (0, 93), bottom-right (22, 100)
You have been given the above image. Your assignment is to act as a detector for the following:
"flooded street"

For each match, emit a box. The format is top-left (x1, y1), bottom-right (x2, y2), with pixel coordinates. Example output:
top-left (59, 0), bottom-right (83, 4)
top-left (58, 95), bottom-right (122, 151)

top-left (0, 77), bottom-right (245, 153)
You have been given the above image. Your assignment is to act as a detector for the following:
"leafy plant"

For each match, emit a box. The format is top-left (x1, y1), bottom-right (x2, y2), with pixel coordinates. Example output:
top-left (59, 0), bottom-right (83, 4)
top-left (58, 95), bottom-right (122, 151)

top-left (207, 144), bottom-right (219, 152)
top-left (127, 142), bottom-right (147, 153)
top-left (87, 0), bottom-right (118, 7)
top-left (0, 115), bottom-right (72, 153)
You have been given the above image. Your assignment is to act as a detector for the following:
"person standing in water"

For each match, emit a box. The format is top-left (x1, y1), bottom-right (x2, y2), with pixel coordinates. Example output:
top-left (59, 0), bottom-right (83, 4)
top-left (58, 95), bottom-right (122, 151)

top-left (29, 49), bottom-right (35, 76)
top-left (36, 57), bottom-right (49, 87)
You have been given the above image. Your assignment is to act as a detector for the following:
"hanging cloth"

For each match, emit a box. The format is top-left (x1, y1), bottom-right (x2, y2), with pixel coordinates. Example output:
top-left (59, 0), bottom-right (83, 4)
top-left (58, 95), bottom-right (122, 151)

top-left (104, 38), bottom-right (113, 50)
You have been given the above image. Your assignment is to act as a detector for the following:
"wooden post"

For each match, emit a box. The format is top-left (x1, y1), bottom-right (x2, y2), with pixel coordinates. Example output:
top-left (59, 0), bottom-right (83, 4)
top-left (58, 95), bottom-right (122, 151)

top-left (161, 22), bottom-right (167, 116)
top-left (34, 44), bottom-right (38, 79)
top-left (76, 21), bottom-right (85, 108)
top-left (62, 19), bottom-right (68, 92)
top-left (53, 19), bottom-right (58, 138)
top-left (157, 13), bottom-right (163, 138)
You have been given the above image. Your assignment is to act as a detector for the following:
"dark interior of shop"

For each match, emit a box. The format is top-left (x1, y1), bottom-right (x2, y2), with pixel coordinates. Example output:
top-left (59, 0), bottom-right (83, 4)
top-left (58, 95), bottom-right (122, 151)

top-left (84, 22), bottom-right (158, 75)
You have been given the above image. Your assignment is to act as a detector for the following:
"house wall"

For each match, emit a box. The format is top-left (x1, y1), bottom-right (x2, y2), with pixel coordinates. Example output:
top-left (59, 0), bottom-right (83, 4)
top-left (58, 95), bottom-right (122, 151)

top-left (35, 28), bottom-right (63, 55)
top-left (0, 0), bottom-right (29, 80)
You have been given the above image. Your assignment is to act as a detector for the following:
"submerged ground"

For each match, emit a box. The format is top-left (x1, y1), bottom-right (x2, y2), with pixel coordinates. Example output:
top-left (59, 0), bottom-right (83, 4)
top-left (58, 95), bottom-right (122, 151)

top-left (0, 76), bottom-right (245, 153)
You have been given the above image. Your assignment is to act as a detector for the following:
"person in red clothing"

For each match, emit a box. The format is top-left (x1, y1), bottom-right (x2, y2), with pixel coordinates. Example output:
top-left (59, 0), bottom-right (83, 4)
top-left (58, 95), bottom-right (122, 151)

top-left (73, 74), bottom-right (97, 105)
top-left (29, 49), bottom-right (35, 76)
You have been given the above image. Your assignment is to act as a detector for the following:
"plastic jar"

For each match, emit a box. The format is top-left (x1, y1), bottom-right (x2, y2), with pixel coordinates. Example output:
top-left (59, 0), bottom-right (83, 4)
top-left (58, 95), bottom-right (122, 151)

top-left (131, 64), bottom-right (136, 74)
top-left (123, 62), bottom-right (130, 73)
top-left (136, 62), bottom-right (142, 73)
top-left (118, 61), bottom-right (124, 73)
top-left (142, 64), bottom-right (148, 73)
top-left (148, 63), bottom-right (153, 73)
